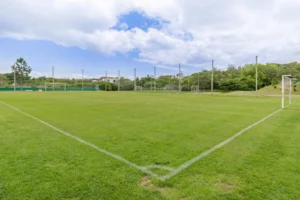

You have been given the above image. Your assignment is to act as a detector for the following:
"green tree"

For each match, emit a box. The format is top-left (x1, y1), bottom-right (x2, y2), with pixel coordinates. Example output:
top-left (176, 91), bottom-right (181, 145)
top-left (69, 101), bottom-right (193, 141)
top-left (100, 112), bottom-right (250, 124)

top-left (139, 75), bottom-right (154, 87)
top-left (11, 58), bottom-right (32, 90)
top-left (0, 73), bottom-right (9, 87)
top-left (224, 65), bottom-right (241, 79)
top-left (98, 82), bottom-right (117, 91)
top-left (156, 75), bottom-right (174, 89)
top-left (118, 78), bottom-right (134, 90)
top-left (263, 63), bottom-right (279, 86)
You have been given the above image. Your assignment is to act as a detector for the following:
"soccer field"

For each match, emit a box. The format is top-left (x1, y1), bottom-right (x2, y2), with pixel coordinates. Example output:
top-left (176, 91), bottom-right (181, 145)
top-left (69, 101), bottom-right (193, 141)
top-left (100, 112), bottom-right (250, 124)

top-left (1, 92), bottom-right (300, 199)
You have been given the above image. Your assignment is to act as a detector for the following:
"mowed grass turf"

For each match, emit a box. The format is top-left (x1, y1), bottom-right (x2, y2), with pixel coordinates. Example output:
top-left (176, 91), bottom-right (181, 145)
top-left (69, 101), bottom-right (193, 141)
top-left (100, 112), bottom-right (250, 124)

top-left (0, 91), bottom-right (300, 199)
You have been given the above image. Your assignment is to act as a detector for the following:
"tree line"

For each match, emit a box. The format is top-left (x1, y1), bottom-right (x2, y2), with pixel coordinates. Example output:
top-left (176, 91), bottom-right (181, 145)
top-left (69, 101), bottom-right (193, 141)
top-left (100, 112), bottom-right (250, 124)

top-left (1, 58), bottom-right (300, 91)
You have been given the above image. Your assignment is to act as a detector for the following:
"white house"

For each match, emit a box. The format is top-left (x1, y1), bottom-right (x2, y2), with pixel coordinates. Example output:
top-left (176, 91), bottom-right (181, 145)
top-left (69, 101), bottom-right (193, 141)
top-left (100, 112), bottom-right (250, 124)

top-left (99, 76), bottom-right (119, 83)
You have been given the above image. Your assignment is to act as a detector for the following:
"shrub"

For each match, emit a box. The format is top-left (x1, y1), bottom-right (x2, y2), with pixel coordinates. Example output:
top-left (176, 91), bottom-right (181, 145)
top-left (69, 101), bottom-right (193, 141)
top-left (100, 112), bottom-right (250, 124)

top-left (98, 82), bottom-right (118, 91)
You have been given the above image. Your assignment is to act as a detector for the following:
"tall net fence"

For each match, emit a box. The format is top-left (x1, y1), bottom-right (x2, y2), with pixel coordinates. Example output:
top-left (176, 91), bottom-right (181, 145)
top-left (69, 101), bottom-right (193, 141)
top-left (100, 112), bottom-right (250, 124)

top-left (0, 71), bottom-right (27, 91)
top-left (101, 67), bottom-right (182, 92)
top-left (0, 67), bottom-right (100, 91)
top-left (1, 59), bottom-right (300, 96)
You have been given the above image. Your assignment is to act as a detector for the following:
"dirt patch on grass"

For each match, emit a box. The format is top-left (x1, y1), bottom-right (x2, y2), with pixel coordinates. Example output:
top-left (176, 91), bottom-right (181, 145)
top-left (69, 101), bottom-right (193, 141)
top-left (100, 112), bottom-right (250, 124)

top-left (215, 182), bottom-right (234, 192)
top-left (139, 176), bottom-right (176, 199)
top-left (140, 176), bottom-right (152, 186)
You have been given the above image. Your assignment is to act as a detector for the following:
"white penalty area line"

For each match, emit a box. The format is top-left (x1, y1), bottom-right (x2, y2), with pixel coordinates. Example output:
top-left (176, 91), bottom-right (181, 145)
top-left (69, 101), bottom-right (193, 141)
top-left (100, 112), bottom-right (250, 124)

top-left (0, 101), bottom-right (162, 180)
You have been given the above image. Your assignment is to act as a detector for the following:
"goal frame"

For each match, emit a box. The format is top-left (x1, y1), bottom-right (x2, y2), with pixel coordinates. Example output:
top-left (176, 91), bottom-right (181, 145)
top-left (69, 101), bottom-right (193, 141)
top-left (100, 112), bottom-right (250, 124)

top-left (282, 75), bottom-right (292, 109)
top-left (135, 86), bottom-right (143, 92)
top-left (191, 85), bottom-right (199, 93)
top-left (45, 83), bottom-right (66, 91)
top-left (164, 85), bottom-right (177, 91)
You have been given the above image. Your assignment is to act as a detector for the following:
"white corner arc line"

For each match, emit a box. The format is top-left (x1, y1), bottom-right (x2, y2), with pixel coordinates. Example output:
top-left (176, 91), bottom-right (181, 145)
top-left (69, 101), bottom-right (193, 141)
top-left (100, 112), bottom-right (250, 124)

top-left (0, 101), bottom-right (162, 180)
top-left (161, 108), bottom-right (283, 181)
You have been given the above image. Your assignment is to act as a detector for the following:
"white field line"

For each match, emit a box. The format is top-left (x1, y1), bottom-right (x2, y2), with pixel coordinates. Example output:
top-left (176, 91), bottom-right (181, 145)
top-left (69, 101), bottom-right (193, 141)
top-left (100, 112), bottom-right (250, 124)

top-left (2, 100), bottom-right (296, 182)
top-left (161, 108), bottom-right (284, 181)
top-left (0, 101), bottom-right (162, 180)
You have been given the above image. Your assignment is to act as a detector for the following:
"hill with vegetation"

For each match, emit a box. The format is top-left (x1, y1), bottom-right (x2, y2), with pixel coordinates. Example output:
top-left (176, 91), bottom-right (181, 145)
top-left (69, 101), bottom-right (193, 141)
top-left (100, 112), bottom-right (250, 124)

top-left (1, 58), bottom-right (300, 92)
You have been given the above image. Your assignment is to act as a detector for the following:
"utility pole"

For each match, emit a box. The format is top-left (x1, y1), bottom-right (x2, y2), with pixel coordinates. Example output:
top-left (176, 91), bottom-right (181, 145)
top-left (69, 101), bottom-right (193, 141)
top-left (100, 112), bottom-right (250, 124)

top-left (289, 78), bottom-right (292, 105)
top-left (256, 56), bottom-right (258, 95)
top-left (134, 68), bottom-right (136, 91)
top-left (179, 63), bottom-right (181, 92)
top-left (82, 69), bottom-right (84, 91)
top-left (105, 71), bottom-right (107, 91)
top-left (118, 70), bottom-right (120, 91)
top-left (211, 60), bottom-right (214, 94)
top-left (14, 63), bottom-right (16, 91)
top-left (187, 74), bottom-right (190, 91)
top-left (154, 66), bottom-right (156, 92)
top-left (52, 66), bottom-right (54, 92)
top-left (198, 72), bottom-right (200, 92)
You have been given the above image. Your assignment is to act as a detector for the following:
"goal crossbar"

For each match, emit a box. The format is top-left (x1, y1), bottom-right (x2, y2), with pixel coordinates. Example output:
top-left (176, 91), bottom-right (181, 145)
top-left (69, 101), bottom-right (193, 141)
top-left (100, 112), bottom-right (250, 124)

top-left (135, 86), bottom-right (143, 92)
top-left (45, 83), bottom-right (66, 91)
top-left (191, 85), bottom-right (199, 92)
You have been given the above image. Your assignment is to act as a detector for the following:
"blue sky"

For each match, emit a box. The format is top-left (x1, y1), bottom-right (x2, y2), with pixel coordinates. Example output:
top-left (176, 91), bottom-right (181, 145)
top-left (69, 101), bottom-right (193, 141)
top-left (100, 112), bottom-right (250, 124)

top-left (0, 37), bottom-right (170, 78)
top-left (0, 11), bottom-right (184, 78)
top-left (113, 11), bottom-right (168, 31)
top-left (1, 0), bottom-right (299, 78)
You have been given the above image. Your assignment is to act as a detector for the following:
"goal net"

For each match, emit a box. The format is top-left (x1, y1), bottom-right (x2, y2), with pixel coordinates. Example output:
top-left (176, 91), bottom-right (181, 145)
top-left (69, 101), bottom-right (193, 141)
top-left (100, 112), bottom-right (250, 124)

top-left (282, 75), bottom-right (292, 108)
top-left (191, 85), bottom-right (199, 93)
top-left (163, 84), bottom-right (177, 92)
top-left (45, 83), bottom-right (66, 91)
top-left (135, 86), bottom-right (143, 92)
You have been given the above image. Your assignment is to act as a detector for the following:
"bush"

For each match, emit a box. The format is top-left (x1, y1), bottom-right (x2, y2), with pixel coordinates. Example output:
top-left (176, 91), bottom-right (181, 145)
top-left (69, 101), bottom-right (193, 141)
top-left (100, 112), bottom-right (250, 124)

top-left (293, 84), bottom-right (297, 92)
top-left (98, 82), bottom-right (117, 91)
top-left (273, 85), bottom-right (277, 89)
top-left (219, 77), bottom-right (255, 91)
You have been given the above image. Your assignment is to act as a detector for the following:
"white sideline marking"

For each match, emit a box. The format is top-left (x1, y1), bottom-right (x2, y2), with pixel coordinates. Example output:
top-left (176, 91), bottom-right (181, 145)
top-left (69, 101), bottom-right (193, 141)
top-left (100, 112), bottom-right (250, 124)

top-left (0, 101), bottom-right (162, 180)
top-left (161, 108), bottom-right (283, 181)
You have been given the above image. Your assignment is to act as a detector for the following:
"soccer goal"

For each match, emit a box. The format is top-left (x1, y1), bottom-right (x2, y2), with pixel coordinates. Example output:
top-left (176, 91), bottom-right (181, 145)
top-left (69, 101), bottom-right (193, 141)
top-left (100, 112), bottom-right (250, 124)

top-left (282, 75), bottom-right (292, 108)
top-left (191, 85), bottom-right (199, 93)
top-left (45, 83), bottom-right (66, 91)
top-left (135, 86), bottom-right (143, 92)
top-left (164, 85), bottom-right (177, 92)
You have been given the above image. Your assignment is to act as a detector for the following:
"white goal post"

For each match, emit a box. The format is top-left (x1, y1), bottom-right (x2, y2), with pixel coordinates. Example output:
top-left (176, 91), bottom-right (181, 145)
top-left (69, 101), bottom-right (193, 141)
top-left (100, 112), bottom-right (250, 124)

top-left (191, 85), bottom-right (199, 93)
top-left (135, 86), bottom-right (143, 92)
top-left (45, 83), bottom-right (66, 91)
top-left (164, 85), bottom-right (176, 91)
top-left (282, 75), bottom-right (292, 109)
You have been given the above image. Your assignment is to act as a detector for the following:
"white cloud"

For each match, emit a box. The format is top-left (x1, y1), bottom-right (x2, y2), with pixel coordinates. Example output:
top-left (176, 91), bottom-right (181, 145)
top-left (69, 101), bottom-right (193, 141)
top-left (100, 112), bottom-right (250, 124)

top-left (119, 23), bottom-right (129, 30)
top-left (1, 0), bottom-right (300, 69)
top-left (71, 74), bottom-right (91, 79)
top-left (30, 71), bottom-right (45, 78)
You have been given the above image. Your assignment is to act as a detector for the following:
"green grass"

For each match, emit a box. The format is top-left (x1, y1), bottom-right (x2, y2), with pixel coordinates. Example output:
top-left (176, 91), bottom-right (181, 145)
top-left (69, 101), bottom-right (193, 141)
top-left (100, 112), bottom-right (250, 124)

top-left (1, 91), bottom-right (300, 199)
